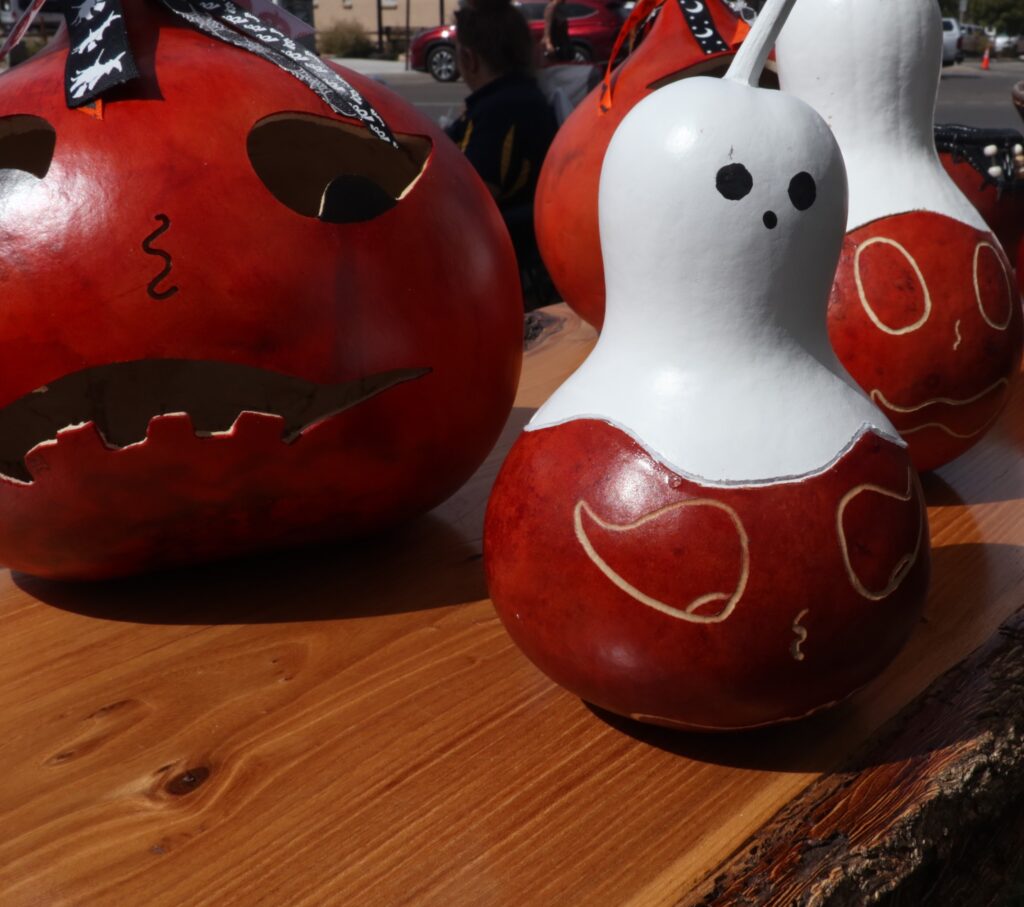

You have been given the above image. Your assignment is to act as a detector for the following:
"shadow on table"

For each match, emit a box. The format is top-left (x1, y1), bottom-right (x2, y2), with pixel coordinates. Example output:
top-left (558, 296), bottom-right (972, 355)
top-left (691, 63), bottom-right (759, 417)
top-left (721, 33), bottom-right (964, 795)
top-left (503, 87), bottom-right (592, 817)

top-left (16, 514), bottom-right (485, 624)
top-left (16, 407), bottom-right (537, 625)
top-left (587, 541), bottom-right (1008, 774)
top-left (923, 455), bottom-right (1024, 507)
top-left (920, 398), bottom-right (1024, 506)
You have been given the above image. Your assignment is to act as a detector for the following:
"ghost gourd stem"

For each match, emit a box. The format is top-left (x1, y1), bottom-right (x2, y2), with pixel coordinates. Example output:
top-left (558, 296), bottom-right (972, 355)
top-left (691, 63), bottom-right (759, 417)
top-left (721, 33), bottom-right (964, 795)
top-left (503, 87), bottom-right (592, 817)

top-left (725, 0), bottom-right (799, 87)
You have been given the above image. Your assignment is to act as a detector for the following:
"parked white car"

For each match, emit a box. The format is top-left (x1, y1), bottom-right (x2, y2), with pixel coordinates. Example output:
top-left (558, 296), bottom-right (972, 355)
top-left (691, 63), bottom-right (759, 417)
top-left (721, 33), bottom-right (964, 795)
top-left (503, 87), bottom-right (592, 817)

top-left (942, 17), bottom-right (964, 66)
top-left (992, 34), bottom-right (1017, 56)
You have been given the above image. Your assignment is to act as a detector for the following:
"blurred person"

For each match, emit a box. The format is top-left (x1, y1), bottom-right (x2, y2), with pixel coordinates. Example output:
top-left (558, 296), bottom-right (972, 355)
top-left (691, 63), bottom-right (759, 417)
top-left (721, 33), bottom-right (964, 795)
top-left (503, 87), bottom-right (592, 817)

top-left (542, 0), bottom-right (573, 62)
top-left (446, 0), bottom-right (560, 308)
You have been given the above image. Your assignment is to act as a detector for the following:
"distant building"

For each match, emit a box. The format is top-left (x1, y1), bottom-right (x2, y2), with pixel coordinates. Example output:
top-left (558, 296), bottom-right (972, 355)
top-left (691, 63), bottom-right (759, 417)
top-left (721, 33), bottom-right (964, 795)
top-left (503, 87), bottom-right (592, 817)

top-left (315, 0), bottom-right (451, 35)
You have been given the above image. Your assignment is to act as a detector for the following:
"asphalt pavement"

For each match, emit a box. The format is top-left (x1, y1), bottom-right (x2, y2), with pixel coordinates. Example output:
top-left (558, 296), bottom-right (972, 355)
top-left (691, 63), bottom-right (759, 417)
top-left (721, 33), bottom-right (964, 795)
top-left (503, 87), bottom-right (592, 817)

top-left (333, 58), bottom-right (470, 128)
top-left (338, 55), bottom-right (1024, 133)
top-left (936, 57), bottom-right (1024, 130)
top-left (1, 45), bottom-right (1020, 131)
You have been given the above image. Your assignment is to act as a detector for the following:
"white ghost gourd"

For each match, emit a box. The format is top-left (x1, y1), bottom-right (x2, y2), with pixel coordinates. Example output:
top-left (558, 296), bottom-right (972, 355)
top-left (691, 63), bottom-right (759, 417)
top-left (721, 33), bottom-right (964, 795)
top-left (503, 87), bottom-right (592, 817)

top-left (484, 0), bottom-right (930, 731)
top-left (777, 0), bottom-right (1024, 473)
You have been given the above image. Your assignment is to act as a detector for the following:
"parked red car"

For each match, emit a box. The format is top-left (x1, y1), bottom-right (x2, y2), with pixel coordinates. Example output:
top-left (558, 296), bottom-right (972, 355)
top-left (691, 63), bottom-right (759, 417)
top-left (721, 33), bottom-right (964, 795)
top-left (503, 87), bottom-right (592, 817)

top-left (410, 0), bottom-right (627, 82)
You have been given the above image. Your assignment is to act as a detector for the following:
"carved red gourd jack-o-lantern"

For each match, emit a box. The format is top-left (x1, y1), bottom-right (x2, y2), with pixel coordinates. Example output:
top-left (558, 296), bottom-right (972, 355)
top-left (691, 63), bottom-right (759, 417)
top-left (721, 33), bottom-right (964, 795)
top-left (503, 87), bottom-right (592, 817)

top-left (0, 0), bottom-right (522, 579)
top-left (485, 0), bottom-right (929, 732)
top-left (534, 0), bottom-right (748, 330)
top-left (777, 0), bottom-right (1024, 473)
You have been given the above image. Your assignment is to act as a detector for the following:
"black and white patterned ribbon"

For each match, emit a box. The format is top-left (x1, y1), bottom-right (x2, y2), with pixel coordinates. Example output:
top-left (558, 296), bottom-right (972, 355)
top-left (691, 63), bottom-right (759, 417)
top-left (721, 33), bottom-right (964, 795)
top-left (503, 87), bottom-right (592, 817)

top-left (58, 0), bottom-right (397, 147)
top-left (160, 0), bottom-right (397, 146)
top-left (64, 0), bottom-right (140, 107)
top-left (676, 0), bottom-right (729, 55)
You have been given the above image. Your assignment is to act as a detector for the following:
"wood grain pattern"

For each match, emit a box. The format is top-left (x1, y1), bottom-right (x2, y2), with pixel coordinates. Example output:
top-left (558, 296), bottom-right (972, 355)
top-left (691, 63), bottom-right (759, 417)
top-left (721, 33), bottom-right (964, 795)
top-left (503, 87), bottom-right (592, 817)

top-left (0, 304), bottom-right (1022, 906)
top-left (685, 608), bottom-right (1024, 907)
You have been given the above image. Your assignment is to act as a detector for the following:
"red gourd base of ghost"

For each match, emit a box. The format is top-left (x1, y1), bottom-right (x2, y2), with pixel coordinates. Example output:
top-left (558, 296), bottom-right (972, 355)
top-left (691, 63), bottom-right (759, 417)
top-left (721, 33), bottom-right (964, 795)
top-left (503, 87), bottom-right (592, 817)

top-left (0, 0), bottom-right (522, 580)
top-left (484, 420), bottom-right (928, 731)
top-left (534, 0), bottom-right (746, 330)
top-left (828, 212), bottom-right (1023, 473)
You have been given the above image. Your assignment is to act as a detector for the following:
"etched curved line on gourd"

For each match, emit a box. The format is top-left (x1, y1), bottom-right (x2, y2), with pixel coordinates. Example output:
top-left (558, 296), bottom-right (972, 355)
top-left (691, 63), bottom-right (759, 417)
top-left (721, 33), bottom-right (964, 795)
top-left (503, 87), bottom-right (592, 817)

top-left (790, 609), bottom-right (809, 662)
top-left (974, 241), bottom-right (1014, 331)
top-left (837, 468), bottom-right (923, 602)
top-left (870, 380), bottom-right (1009, 413)
top-left (870, 380), bottom-right (1009, 438)
top-left (854, 237), bottom-right (932, 336)
top-left (953, 319), bottom-right (962, 351)
top-left (573, 498), bottom-right (749, 623)
top-left (142, 214), bottom-right (179, 301)
top-left (899, 418), bottom-right (1002, 439)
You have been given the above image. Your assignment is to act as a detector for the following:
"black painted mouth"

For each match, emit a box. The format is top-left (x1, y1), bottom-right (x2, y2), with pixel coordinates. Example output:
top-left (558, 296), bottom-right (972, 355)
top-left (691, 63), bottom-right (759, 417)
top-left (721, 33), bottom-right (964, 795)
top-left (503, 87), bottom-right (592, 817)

top-left (0, 359), bottom-right (430, 483)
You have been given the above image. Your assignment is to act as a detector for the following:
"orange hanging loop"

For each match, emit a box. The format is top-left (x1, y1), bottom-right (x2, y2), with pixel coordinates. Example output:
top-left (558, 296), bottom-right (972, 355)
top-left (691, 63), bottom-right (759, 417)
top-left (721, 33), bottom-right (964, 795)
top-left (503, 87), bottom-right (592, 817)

top-left (600, 0), bottom-right (667, 111)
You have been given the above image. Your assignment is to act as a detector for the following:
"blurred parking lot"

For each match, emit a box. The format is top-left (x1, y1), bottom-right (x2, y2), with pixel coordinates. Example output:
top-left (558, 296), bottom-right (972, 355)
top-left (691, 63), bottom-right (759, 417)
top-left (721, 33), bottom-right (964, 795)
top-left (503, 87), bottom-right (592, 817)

top-left (1, 40), bottom-right (1022, 131)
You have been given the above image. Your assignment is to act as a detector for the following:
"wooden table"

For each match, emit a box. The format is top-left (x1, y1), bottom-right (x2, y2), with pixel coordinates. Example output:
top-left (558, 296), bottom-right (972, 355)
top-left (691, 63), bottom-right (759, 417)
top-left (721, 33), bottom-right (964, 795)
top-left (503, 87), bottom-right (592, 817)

top-left (2, 304), bottom-right (1024, 906)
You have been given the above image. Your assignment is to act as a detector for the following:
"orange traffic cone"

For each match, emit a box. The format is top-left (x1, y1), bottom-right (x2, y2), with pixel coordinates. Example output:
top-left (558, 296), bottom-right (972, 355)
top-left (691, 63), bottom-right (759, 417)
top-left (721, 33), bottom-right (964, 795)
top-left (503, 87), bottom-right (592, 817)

top-left (982, 47), bottom-right (991, 70)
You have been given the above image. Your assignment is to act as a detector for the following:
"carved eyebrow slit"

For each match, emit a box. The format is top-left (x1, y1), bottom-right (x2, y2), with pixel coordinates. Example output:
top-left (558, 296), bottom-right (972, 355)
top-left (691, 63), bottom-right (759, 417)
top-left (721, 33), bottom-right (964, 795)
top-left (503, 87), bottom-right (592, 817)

top-left (0, 115), bottom-right (57, 180)
top-left (247, 113), bottom-right (432, 224)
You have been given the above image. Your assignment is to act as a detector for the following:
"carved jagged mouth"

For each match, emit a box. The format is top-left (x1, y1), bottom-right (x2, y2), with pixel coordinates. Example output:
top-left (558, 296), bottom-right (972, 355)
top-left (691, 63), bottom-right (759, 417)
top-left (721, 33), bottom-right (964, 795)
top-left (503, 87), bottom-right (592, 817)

top-left (0, 359), bottom-right (430, 483)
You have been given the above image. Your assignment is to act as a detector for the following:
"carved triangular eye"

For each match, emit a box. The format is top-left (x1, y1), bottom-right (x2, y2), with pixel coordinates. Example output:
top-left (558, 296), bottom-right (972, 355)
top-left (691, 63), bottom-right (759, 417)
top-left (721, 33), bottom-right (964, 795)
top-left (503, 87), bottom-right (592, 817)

top-left (247, 113), bottom-right (431, 223)
top-left (0, 115), bottom-right (56, 180)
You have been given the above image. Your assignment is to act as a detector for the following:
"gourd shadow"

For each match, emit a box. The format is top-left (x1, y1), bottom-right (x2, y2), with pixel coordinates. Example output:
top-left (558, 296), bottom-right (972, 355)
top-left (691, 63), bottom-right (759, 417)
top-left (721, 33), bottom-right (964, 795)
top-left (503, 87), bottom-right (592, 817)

top-left (588, 541), bottom-right (1008, 774)
top-left (15, 406), bottom-right (536, 625)
top-left (922, 439), bottom-right (1024, 506)
top-left (921, 471), bottom-right (967, 507)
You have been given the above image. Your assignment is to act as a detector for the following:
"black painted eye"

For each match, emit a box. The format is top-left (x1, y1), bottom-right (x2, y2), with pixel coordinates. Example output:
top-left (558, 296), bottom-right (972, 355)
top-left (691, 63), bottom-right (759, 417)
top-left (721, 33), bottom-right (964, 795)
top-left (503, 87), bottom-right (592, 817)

top-left (788, 171), bottom-right (816, 211)
top-left (715, 163), bottom-right (753, 201)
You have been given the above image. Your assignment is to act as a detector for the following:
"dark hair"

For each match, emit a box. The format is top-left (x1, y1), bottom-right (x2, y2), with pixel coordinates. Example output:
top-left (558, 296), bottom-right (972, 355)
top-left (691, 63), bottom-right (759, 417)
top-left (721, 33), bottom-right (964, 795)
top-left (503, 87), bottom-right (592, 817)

top-left (454, 0), bottom-right (534, 75)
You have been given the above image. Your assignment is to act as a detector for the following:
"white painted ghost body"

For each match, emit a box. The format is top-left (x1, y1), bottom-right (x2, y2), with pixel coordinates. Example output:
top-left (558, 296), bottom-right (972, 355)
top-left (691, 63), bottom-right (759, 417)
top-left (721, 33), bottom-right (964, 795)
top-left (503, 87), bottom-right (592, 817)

top-left (484, 0), bottom-right (930, 732)
top-left (775, 0), bottom-right (987, 233)
top-left (530, 53), bottom-right (902, 485)
top-left (774, 0), bottom-right (1022, 474)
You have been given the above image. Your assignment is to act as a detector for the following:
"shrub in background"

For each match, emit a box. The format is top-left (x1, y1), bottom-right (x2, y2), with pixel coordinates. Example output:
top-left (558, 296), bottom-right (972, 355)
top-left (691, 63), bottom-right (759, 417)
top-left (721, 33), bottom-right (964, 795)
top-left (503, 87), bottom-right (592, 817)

top-left (318, 20), bottom-right (375, 57)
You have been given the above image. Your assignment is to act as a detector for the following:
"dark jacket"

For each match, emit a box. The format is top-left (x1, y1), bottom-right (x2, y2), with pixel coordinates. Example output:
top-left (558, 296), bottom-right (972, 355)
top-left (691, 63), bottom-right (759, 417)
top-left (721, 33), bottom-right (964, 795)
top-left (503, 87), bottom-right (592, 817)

top-left (445, 71), bottom-right (558, 215)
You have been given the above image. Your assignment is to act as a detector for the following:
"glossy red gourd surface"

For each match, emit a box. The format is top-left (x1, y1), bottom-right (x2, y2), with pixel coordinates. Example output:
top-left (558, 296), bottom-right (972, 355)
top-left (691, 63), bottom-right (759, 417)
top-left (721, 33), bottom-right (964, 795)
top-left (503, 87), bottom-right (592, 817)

top-left (485, 419), bottom-right (929, 731)
top-left (0, 0), bottom-right (522, 579)
top-left (828, 211), bottom-right (1022, 473)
